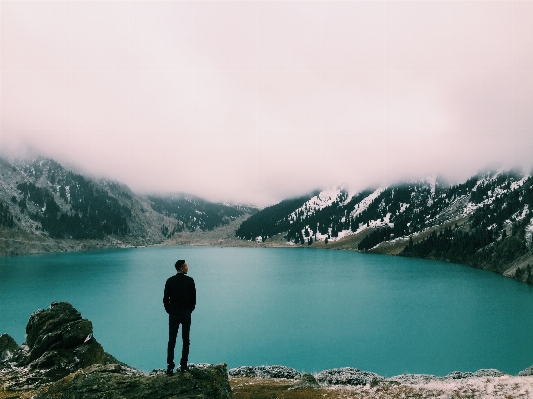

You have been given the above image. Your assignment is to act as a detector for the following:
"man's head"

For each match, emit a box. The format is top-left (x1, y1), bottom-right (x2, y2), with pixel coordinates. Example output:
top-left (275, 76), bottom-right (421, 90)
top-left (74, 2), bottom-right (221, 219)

top-left (175, 260), bottom-right (188, 274)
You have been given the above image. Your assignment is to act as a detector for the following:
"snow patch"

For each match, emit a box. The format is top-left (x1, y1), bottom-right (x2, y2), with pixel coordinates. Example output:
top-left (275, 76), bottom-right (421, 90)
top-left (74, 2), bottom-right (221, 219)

top-left (510, 176), bottom-right (528, 191)
top-left (464, 175), bottom-right (528, 216)
top-left (525, 218), bottom-right (533, 247)
top-left (350, 187), bottom-right (386, 218)
top-left (514, 205), bottom-right (529, 222)
top-left (289, 188), bottom-right (344, 221)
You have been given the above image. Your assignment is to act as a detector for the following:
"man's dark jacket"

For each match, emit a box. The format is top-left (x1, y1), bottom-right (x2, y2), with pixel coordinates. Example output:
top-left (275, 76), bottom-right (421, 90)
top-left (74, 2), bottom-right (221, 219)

top-left (163, 273), bottom-right (196, 314)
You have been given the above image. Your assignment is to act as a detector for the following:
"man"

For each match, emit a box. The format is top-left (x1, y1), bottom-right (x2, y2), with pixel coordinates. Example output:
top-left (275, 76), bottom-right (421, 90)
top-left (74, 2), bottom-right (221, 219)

top-left (163, 259), bottom-right (196, 375)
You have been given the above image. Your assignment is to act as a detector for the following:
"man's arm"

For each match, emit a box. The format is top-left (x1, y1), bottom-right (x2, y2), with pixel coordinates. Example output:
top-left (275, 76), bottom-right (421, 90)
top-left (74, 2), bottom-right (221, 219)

top-left (190, 279), bottom-right (196, 312)
top-left (163, 279), bottom-right (170, 313)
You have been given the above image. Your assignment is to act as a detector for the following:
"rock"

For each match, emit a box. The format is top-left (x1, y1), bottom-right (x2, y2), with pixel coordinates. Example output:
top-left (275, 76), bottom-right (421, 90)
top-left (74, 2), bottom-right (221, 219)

top-left (32, 363), bottom-right (232, 399)
top-left (228, 365), bottom-right (301, 379)
top-left (471, 369), bottom-right (506, 378)
top-left (519, 365), bottom-right (533, 376)
top-left (445, 369), bottom-right (506, 379)
top-left (1, 302), bottom-right (107, 390)
top-left (445, 371), bottom-right (474, 379)
top-left (315, 367), bottom-right (384, 387)
top-left (1, 302), bottom-right (233, 399)
top-left (15, 302), bottom-right (105, 374)
top-left (0, 334), bottom-right (18, 362)
top-left (289, 373), bottom-right (320, 389)
top-left (21, 301), bottom-right (103, 366)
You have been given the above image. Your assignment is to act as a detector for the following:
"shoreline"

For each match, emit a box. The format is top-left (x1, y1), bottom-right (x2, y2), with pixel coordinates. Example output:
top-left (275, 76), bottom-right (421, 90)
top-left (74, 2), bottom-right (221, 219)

top-left (2, 300), bottom-right (533, 399)
top-left (1, 214), bottom-right (531, 288)
top-left (1, 233), bottom-right (531, 284)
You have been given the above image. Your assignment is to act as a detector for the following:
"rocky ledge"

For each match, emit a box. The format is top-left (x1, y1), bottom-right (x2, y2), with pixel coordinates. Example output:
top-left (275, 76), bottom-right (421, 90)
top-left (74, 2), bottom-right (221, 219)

top-left (31, 363), bottom-right (231, 399)
top-left (0, 302), bottom-right (231, 399)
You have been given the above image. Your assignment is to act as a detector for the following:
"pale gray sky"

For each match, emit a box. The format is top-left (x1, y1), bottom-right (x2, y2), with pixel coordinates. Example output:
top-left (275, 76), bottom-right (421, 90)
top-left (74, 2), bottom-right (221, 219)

top-left (1, 1), bottom-right (532, 206)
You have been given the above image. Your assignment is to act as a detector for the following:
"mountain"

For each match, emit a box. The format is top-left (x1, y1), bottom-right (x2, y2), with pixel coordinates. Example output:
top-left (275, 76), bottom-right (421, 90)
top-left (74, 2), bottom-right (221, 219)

top-left (0, 156), bottom-right (257, 255)
top-left (2, 155), bottom-right (532, 284)
top-left (236, 171), bottom-right (533, 284)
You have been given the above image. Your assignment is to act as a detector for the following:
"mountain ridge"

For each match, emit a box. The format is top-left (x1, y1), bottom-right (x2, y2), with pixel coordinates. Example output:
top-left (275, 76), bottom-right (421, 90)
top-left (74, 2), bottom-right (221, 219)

top-left (0, 156), bottom-right (257, 255)
top-left (1, 155), bottom-right (532, 285)
top-left (237, 170), bottom-right (533, 284)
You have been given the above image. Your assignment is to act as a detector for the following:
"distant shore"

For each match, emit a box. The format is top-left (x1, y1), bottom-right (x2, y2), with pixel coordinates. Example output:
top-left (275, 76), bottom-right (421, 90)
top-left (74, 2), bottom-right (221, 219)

top-left (2, 215), bottom-right (532, 287)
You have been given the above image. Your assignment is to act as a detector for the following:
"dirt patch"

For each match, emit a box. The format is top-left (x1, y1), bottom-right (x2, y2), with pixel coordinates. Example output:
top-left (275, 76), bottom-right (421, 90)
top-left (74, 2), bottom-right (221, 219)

top-left (0, 390), bottom-right (36, 399)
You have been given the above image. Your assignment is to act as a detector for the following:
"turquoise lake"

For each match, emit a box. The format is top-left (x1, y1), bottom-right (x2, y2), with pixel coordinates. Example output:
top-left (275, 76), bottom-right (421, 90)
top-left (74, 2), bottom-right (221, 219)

top-left (1, 246), bottom-right (532, 377)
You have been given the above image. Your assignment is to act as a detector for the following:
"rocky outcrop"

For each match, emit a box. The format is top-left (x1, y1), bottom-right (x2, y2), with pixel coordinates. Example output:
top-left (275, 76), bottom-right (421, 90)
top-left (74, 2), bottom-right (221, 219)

top-left (0, 334), bottom-right (18, 363)
top-left (228, 365), bottom-right (300, 379)
top-left (315, 367), bottom-right (385, 387)
top-left (18, 302), bottom-right (105, 368)
top-left (33, 363), bottom-right (231, 399)
top-left (1, 302), bottom-right (232, 399)
top-left (1, 302), bottom-right (108, 390)
top-left (519, 365), bottom-right (533, 376)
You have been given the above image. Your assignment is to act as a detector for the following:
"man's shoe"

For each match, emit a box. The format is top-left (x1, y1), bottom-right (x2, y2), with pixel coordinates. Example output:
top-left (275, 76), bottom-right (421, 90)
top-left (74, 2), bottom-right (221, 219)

top-left (166, 367), bottom-right (174, 376)
top-left (180, 364), bottom-right (189, 372)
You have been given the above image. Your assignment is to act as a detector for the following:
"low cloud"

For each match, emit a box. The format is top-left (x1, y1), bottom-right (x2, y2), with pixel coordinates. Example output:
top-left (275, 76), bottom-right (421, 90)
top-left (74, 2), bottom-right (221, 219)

top-left (1, 1), bottom-right (532, 207)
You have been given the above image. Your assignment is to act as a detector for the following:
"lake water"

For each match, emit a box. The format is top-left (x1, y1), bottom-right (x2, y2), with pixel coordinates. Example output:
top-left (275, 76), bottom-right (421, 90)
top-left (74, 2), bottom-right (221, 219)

top-left (1, 246), bottom-right (532, 377)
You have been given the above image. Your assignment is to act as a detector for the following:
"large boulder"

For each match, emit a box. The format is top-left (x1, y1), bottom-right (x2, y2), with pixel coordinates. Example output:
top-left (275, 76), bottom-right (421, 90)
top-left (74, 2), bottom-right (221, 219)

top-left (1, 302), bottom-right (107, 389)
top-left (0, 334), bottom-right (18, 362)
top-left (12, 302), bottom-right (105, 373)
top-left (33, 363), bottom-right (232, 399)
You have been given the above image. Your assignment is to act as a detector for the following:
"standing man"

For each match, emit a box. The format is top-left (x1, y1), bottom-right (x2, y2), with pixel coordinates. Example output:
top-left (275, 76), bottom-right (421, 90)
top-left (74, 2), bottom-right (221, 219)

top-left (163, 259), bottom-right (196, 375)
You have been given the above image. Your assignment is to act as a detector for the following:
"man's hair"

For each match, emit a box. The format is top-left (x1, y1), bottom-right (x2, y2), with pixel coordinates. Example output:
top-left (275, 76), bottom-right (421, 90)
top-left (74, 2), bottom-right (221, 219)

top-left (175, 260), bottom-right (186, 271)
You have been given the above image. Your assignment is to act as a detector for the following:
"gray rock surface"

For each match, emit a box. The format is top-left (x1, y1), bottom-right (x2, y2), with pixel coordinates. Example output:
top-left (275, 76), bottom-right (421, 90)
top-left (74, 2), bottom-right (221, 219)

top-left (289, 373), bottom-right (320, 389)
top-left (228, 365), bottom-right (300, 379)
top-left (315, 367), bottom-right (384, 387)
top-left (1, 302), bottom-right (107, 389)
top-left (519, 365), bottom-right (533, 376)
top-left (473, 369), bottom-right (507, 378)
top-left (32, 363), bottom-right (232, 399)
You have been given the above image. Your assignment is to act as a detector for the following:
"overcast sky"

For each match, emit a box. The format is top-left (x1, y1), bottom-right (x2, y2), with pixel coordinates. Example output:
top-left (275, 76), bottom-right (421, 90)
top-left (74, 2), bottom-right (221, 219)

top-left (1, 1), bottom-right (532, 206)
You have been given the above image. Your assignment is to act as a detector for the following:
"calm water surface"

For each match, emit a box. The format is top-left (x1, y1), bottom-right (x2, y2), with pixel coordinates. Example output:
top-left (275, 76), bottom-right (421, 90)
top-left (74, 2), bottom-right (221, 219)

top-left (1, 246), bottom-right (532, 376)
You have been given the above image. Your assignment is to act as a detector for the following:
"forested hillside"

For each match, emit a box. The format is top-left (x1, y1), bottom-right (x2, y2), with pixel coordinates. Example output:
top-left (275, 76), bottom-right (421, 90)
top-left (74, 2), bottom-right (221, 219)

top-left (0, 157), bottom-right (256, 254)
top-left (148, 195), bottom-right (256, 238)
top-left (235, 171), bottom-right (533, 284)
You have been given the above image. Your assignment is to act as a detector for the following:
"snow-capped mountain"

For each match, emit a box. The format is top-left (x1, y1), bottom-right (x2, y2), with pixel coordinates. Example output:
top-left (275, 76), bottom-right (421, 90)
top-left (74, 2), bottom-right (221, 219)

top-left (2, 155), bottom-right (532, 284)
top-left (236, 171), bottom-right (533, 284)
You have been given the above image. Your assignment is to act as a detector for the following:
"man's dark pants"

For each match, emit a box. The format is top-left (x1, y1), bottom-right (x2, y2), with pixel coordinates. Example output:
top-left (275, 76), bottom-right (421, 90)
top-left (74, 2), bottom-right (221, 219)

top-left (167, 311), bottom-right (191, 369)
